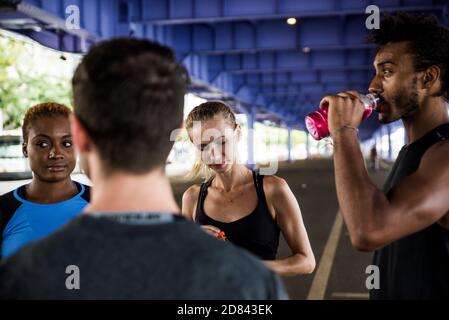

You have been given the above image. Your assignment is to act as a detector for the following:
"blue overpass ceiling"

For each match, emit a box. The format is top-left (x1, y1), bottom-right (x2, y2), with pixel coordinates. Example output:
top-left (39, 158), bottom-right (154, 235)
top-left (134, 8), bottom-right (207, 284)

top-left (0, 0), bottom-right (448, 140)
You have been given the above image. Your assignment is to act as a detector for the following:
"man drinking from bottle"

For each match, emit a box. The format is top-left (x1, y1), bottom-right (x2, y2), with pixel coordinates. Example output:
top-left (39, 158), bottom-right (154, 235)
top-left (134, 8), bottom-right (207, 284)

top-left (322, 12), bottom-right (449, 299)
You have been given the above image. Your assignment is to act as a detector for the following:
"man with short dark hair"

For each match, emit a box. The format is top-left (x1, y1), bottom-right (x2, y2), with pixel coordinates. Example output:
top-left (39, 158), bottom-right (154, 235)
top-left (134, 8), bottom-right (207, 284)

top-left (323, 13), bottom-right (449, 299)
top-left (0, 38), bottom-right (287, 299)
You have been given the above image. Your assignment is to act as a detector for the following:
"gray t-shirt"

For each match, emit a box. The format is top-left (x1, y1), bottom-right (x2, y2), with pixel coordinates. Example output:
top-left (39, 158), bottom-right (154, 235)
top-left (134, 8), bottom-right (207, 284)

top-left (0, 213), bottom-right (288, 299)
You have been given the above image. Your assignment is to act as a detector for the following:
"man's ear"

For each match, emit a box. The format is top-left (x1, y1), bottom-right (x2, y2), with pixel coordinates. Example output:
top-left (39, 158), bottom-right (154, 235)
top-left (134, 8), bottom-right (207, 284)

top-left (421, 65), bottom-right (441, 93)
top-left (70, 115), bottom-right (90, 153)
top-left (22, 142), bottom-right (28, 158)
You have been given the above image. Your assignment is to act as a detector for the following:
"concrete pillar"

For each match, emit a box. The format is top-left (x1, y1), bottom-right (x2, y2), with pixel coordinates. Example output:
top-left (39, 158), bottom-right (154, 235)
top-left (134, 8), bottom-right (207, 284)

top-left (387, 125), bottom-right (392, 160)
top-left (287, 125), bottom-right (292, 162)
top-left (306, 133), bottom-right (310, 158)
top-left (247, 107), bottom-right (255, 168)
top-left (404, 125), bottom-right (407, 146)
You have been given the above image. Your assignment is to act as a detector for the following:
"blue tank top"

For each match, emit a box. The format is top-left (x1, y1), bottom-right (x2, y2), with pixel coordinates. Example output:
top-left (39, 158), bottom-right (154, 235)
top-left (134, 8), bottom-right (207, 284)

top-left (0, 182), bottom-right (90, 259)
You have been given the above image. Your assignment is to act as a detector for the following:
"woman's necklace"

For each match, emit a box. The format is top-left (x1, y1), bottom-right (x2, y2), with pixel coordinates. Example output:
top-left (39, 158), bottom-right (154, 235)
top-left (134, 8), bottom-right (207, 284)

top-left (214, 169), bottom-right (252, 203)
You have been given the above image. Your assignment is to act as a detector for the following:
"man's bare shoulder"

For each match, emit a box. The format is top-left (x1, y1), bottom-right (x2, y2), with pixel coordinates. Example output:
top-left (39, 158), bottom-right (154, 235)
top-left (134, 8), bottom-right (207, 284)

top-left (419, 140), bottom-right (449, 228)
top-left (420, 139), bottom-right (449, 174)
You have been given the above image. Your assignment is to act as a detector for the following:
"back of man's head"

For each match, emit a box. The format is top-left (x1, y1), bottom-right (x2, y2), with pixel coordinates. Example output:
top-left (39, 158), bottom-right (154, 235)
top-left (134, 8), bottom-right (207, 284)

top-left (72, 38), bottom-right (188, 174)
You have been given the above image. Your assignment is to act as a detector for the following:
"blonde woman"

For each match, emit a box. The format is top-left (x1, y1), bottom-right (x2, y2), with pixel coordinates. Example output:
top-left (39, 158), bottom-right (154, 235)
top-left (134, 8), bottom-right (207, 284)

top-left (182, 101), bottom-right (315, 276)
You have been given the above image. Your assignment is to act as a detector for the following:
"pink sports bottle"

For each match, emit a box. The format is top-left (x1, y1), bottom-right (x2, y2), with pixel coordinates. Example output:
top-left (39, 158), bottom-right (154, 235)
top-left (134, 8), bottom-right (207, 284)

top-left (305, 93), bottom-right (379, 140)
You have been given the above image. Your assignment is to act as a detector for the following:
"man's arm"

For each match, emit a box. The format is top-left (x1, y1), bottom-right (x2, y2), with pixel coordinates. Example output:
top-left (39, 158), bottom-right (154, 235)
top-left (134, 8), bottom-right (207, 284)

top-left (327, 94), bottom-right (449, 252)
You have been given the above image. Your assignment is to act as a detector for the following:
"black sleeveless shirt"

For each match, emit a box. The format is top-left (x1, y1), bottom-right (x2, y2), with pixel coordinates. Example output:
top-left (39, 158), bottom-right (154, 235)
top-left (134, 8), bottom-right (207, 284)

top-left (195, 170), bottom-right (280, 260)
top-left (371, 123), bottom-right (449, 300)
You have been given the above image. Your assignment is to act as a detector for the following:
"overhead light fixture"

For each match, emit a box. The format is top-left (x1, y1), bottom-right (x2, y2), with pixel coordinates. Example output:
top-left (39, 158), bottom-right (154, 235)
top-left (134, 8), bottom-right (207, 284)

top-left (302, 47), bottom-right (311, 53)
top-left (286, 18), bottom-right (297, 25)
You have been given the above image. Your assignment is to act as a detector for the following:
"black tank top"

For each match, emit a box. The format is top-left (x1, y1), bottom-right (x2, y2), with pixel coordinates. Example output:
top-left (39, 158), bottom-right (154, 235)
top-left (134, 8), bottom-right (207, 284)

top-left (195, 170), bottom-right (280, 260)
top-left (371, 123), bottom-right (449, 300)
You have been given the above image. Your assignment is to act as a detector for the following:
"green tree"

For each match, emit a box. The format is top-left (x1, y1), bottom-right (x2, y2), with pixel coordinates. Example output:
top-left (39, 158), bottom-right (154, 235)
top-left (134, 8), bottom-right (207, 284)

top-left (0, 32), bottom-right (73, 130)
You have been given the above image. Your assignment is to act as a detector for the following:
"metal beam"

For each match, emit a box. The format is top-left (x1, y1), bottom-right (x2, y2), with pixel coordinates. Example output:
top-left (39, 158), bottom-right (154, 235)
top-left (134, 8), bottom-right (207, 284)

top-left (183, 44), bottom-right (375, 55)
top-left (159, 20), bottom-right (375, 55)
top-left (227, 64), bottom-right (372, 75)
top-left (0, 0), bottom-right (100, 52)
top-left (135, 2), bottom-right (443, 26)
